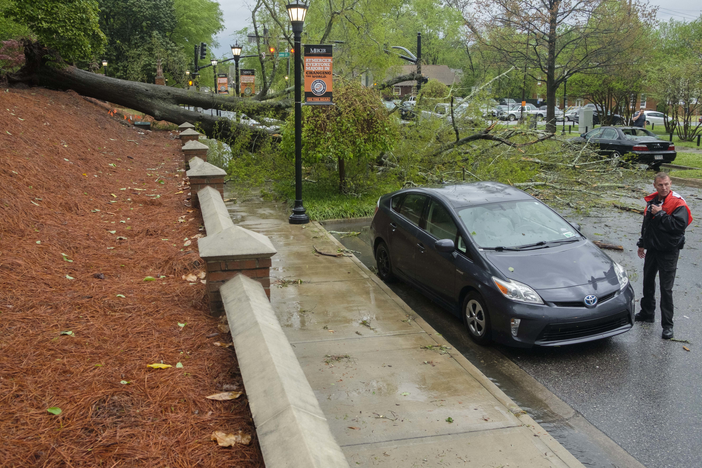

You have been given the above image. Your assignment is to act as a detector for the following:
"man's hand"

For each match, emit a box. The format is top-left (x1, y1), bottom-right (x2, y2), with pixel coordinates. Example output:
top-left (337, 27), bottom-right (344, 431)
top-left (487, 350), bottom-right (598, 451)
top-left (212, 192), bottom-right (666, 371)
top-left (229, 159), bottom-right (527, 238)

top-left (651, 204), bottom-right (662, 215)
top-left (638, 247), bottom-right (646, 259)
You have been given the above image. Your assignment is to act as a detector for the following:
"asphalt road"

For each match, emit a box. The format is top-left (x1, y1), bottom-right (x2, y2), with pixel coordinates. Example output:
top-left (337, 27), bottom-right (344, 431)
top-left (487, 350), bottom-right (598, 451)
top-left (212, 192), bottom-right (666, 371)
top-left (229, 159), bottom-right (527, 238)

top-left (324, 177), bottom-right (702, 468)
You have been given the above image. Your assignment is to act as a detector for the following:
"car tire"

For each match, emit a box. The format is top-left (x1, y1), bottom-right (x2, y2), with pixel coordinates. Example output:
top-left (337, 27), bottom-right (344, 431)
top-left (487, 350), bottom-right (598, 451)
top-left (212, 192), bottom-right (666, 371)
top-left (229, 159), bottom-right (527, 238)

top-left (375, 241), bottom-right (395, 282)
top-left (508, 114), bottom-right (516, 121)
top-left (645, 120), bottom-right (650, 126)
top-left (463, 292), bottom-right (491, 345)
top-left (649, 163), bottom-right (662, 171)
top-left (537, 114), bottom-right (544, 122)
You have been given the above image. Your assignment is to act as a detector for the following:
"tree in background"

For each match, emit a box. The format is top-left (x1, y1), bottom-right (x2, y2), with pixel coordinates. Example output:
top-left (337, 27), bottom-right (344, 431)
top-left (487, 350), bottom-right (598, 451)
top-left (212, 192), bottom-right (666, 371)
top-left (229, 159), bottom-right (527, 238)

top-left (281, 80), bottom-right (398, 193)
top-left (648, 18), bottom-right (702, 141)
top-left (2, 0), bottom-right (106, 63)
top-left (448, 0), bottom-right (656, 133)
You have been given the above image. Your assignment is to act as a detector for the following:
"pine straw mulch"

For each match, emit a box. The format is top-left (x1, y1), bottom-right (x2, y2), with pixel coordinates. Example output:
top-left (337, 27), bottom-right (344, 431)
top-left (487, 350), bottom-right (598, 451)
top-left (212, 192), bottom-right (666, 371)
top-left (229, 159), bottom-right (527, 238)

top-left (0, 87), bottom-right (264, 467)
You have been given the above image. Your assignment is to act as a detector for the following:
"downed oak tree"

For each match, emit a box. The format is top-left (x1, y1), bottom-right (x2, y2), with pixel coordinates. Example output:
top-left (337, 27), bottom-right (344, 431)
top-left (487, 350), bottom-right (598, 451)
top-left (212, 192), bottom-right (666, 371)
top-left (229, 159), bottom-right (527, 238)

top-left (7, 41), bottom-right (289, 147)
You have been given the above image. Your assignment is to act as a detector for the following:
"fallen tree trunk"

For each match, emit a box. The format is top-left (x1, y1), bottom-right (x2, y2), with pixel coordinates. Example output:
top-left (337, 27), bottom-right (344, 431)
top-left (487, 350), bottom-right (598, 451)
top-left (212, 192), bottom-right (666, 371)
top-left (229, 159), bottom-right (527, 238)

top-left (8, 41), bottom-right (287, 147)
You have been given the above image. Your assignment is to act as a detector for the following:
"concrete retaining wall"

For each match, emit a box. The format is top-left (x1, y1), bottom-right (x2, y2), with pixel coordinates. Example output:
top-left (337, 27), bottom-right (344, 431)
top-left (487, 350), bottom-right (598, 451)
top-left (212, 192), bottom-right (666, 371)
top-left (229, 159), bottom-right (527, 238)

top-left (221, 275), bottom-right (349, 468)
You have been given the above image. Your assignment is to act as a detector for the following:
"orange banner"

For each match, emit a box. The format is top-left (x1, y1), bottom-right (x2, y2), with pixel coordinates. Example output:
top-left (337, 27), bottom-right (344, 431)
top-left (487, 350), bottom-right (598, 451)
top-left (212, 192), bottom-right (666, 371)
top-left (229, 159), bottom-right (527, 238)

top-left (240, 69), bottom-right (255, 97)
top-left (304, 45), bottom-right (333, 104)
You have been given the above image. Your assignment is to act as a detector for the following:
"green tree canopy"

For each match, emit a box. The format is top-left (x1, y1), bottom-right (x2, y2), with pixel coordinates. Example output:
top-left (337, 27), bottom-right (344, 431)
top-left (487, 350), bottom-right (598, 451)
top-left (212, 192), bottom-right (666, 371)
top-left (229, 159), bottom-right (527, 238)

top-left (3, 0), bottom-right (106, 63)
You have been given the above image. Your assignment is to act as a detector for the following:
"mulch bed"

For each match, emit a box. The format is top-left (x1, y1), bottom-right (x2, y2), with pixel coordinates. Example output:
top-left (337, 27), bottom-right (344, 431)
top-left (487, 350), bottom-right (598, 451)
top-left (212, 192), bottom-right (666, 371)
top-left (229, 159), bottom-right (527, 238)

top-left (0, 87), bottom-right (264, 467)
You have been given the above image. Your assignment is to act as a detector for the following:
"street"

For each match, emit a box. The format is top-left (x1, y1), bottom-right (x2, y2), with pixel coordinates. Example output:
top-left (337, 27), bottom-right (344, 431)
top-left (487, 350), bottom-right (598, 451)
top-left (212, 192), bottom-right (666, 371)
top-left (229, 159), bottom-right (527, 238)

top-left (324, 178), bottom-right (702, 468)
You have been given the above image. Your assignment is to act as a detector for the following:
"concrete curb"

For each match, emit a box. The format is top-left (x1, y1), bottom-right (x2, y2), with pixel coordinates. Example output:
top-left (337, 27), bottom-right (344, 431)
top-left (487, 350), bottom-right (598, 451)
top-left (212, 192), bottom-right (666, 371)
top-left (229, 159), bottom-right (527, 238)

top-left (221, 275), bottom-right (349, 468)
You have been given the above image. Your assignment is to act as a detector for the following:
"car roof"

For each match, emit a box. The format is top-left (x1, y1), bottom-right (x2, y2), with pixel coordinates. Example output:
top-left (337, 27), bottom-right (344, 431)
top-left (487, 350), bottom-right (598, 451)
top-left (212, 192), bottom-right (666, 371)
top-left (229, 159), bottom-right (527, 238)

top-left (397, 182), bottom-right (533, 208)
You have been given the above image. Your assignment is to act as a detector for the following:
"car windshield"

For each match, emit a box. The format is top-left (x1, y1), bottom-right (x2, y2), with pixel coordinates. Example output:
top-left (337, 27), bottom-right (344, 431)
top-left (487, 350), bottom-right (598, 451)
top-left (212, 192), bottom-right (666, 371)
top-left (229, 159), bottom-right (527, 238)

top-left (457, 200), bottom-right (581, 249)
top-left (621, 128), bottom-right (656, 140)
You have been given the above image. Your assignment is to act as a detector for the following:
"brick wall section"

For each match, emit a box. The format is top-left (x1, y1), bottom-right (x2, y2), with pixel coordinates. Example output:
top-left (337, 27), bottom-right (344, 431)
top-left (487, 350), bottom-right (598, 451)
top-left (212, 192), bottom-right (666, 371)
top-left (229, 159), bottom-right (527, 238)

top-left (182, 147), bottom-right (208, 165)
top-left (189, 176), bottom-right (224, 208)
top-left (206, 258), bottom-right (273, 315)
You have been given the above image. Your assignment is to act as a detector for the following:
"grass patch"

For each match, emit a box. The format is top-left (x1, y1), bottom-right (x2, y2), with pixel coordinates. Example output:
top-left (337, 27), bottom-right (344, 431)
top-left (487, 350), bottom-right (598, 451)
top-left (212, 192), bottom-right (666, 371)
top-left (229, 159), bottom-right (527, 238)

top-left (669, 169), bottom-right (702, 179)
top-left (647, 126), bottom-right (702, 149)
top-left (671, 152), bottom-right (702, 168)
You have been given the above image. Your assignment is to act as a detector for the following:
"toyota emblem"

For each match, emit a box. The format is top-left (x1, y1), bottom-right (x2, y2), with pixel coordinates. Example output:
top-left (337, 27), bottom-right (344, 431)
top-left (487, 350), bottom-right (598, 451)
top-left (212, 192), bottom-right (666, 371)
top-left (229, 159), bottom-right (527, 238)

top-left (584, 295), bottom-right (598, 307)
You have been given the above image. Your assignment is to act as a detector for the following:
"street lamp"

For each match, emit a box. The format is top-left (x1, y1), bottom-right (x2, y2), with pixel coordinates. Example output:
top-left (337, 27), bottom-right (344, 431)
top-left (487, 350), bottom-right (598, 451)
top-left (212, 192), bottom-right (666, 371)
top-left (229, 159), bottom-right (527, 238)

top-left (231, 43), bottom-right (242, 97)
top-left (101, 59), bottom-right (108, 76)
top-left (286, 1), bottom-right (310, 224)
top-left (562, 77), bottom-right (567, 135)
top-left (211, 59), bottom-right (218, 94)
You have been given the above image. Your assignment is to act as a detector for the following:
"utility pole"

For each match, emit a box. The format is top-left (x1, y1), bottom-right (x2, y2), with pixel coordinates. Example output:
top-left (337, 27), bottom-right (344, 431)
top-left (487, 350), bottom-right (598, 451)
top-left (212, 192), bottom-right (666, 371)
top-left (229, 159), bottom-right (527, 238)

top-left (416, 33), bottom-right (422, 95)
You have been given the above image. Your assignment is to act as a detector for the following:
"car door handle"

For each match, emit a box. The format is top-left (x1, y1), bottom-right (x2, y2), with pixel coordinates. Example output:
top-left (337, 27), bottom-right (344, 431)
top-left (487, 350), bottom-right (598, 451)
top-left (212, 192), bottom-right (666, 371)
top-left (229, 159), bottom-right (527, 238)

top-left (390, 222), bottom-right (397, 232)
top-left (417, 242), bottom-right (425, 253)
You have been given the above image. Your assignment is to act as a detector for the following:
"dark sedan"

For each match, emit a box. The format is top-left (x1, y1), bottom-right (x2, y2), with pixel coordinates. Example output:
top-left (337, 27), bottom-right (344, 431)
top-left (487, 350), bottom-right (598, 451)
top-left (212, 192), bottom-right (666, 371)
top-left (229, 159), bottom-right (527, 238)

top-left (370, 183), bottom-right (635, 348)
top-left (570, 126), bottom-right (676, 169)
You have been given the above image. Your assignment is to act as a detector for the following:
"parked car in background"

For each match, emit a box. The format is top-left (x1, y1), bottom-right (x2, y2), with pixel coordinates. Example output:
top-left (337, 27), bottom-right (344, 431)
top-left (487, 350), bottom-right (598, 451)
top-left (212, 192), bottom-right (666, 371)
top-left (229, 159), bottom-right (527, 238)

top-left (500, 105), bottom-right (528, 121)
top-left (564, 107), bottom-right (580, 122)
top-left (642, 110), bottom-right (668, 126)
top-left (568, 108), bottom-right (623, 125)
top-left (370, 182), bottom-right (634, 347)
top-left (569, 126), bottom-right (676, 169)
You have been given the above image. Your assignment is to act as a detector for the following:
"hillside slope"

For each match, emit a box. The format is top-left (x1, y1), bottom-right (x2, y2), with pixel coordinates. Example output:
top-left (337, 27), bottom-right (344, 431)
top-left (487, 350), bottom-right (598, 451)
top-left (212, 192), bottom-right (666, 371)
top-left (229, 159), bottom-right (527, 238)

top-left (0, 87), bottom-right (263, 467)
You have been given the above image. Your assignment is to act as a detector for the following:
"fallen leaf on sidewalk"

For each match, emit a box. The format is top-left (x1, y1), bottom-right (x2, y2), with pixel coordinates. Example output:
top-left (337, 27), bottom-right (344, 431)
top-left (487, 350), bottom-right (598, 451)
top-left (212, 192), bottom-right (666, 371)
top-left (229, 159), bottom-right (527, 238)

top-left (348, 426), bottom-right (361, 430)
top-left (206, 391), bottom-right (242, 401)
top-left (683, 346), bottom-right (690, 352)
top-left (211, 430), bottom-right (251, 446)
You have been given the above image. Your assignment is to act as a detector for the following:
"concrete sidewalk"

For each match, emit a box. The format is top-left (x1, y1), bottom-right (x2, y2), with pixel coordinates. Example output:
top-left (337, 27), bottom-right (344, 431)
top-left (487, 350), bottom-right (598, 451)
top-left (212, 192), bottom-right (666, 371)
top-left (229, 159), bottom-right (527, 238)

top-left (228, 195), bottom-right (584, 467)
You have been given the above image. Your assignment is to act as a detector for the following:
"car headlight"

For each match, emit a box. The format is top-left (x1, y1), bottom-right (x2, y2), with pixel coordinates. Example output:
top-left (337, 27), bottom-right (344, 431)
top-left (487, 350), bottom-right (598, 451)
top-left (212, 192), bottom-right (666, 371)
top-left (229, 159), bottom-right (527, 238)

top-left (493, 277), bottom-right (543, 304)
top-left (614, 262), bottom-right (629, 290)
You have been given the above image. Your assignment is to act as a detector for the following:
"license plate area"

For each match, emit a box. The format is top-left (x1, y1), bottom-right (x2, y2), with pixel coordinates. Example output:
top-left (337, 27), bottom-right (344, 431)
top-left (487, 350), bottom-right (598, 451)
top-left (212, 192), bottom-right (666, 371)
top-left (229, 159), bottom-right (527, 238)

top-left (654, 155), bottom-right (664, 160)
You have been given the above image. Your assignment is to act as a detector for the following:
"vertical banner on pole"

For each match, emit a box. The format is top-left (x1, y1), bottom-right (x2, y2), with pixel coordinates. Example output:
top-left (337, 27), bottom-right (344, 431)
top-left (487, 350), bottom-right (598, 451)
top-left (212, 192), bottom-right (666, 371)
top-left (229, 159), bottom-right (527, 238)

top-left (304, 45), bottom-right (333, 105)
top-left (217, 74), bottom-right (229, 94)
top-left (240, 69), bottom-right (256, 96)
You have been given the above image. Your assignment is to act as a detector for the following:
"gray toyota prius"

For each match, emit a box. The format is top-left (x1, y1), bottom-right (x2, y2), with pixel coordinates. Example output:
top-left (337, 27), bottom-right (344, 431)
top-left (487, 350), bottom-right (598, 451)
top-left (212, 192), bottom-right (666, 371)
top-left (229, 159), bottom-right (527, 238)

top-left (370, 182), bottom-right (635, 347)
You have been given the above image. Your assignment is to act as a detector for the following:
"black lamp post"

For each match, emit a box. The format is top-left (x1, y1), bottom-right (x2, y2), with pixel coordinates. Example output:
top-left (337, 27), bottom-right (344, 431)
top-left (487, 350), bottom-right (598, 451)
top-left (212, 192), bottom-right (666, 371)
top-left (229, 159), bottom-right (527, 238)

top-left (102, 59), bottom-right (108, 76)
top-left (562, 77), bottom-right (567, 134)
top-left (286, 1), bottom-right (310, 224)
top-left (231, 43), bottom-right (242, 97)
top-left (211, 59), bottom-right (218, 93)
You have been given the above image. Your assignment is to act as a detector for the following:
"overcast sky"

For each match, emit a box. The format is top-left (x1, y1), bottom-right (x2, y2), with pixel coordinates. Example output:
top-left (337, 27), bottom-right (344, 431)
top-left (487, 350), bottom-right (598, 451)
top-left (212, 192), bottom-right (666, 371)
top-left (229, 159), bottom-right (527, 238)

top-left (210, 0), bottom-right (702, 58)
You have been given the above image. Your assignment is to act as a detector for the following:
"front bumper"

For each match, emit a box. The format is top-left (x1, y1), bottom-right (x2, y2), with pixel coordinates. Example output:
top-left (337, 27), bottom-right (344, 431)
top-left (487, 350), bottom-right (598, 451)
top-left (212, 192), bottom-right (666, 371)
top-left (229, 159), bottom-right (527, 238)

top-left (486, 284), bottom-right (635, 347)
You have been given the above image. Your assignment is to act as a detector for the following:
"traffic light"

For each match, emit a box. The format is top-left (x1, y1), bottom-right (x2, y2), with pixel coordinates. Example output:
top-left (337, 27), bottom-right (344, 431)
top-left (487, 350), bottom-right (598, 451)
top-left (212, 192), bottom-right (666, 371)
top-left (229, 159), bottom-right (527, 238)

top-left (200, 43), bottom-right (207, 60)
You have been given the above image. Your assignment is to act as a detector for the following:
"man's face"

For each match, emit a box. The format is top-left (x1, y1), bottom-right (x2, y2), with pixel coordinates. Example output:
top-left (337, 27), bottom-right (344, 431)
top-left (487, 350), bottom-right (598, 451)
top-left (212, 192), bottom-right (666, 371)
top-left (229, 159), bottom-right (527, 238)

top-left (654, 177), bottom-right (672, 198)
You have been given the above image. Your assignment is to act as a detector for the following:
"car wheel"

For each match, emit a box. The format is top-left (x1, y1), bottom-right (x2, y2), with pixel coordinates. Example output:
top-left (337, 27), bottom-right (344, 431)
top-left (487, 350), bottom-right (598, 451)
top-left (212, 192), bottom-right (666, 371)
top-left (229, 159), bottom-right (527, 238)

top-left (508, 114), bottom-right (516, 121)
top-left (463, 292), bottom-right (491, 345)
top-left (537, 114), bottom-right (544, 122)
top-left (375, 241), bottom-right (395, 282)
top-left (649, 163), bottom-right (662, 171)
top-left (645, 120), bottom-right (651, 126)
top-left (610, 150), bottom-right (622, 166)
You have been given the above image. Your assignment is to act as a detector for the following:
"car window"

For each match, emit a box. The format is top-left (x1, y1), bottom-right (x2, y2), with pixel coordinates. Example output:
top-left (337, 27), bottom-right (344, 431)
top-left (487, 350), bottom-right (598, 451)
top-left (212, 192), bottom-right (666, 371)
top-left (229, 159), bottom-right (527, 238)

top-left (391, 194), bottom-right (404, 212)
top-left (600, 128), bottom-right (618, 139)
top-left (650, 112), bottom-right (664, 118)
top-left (425, 200), bottom-right (458, 241)
top-left (457, 200), bottom-right (580, 249)
top-left (585, 128), bottom-right (604, 140)
top-left (622, 128), bottom-right (656, 139)
top-left (398, 194), bottom-right (427, 226)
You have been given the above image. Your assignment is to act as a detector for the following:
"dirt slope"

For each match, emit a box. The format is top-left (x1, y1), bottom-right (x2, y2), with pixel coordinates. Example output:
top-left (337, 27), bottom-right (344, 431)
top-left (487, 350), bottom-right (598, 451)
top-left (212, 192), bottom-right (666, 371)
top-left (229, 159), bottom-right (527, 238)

top-left (0, 87), bottom-right (263, 467)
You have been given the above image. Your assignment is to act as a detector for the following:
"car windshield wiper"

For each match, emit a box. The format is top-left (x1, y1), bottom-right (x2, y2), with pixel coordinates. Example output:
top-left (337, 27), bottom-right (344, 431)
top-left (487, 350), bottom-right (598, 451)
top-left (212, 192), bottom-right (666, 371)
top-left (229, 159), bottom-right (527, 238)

top-left (483, 246), bottom-right (523, 251)
top-left (545, 238), bottom-right (581, 245)
top-left (514, 241), bottom-right (549, 250)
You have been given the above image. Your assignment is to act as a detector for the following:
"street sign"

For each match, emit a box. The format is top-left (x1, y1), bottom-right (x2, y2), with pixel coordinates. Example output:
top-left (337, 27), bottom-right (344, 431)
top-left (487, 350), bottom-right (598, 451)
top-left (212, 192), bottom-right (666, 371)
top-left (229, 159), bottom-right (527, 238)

top-left (278, 52), bottom-right (290, 58)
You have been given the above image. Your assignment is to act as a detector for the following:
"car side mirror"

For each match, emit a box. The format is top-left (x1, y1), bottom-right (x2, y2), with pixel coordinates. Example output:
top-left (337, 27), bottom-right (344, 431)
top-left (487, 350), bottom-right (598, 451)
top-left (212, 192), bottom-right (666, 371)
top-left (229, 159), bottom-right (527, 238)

top-left (435, 238), bottom-right (455, 253)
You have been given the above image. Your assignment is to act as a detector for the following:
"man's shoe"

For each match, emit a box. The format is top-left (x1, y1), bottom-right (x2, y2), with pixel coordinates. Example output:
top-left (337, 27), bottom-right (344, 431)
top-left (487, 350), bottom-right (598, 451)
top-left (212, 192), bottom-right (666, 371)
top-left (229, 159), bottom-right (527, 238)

top-left (634, 312), bottom-right (655, 323)
top-left (662, 327), bottom-right (674, 340)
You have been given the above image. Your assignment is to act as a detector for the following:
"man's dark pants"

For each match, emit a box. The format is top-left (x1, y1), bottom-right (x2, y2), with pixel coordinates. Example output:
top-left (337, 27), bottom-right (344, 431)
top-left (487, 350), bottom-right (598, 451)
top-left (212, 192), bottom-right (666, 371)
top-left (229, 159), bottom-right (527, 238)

top-left (641, 248), bottom-right (680, 327)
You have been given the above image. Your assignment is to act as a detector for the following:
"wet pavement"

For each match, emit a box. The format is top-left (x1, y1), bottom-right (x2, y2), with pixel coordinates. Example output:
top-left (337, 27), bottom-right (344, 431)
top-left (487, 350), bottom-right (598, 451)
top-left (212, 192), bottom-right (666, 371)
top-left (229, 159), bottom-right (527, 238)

top-left (225, 189), bottom-right (586, 467)
top-left (322, 178), bottom-right (702, 468)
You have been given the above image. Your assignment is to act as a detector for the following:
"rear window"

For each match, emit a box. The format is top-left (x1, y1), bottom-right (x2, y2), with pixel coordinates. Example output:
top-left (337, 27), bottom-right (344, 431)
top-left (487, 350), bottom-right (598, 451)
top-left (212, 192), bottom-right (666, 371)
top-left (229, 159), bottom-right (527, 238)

top-left (621, 128), bottom-right (656, 139)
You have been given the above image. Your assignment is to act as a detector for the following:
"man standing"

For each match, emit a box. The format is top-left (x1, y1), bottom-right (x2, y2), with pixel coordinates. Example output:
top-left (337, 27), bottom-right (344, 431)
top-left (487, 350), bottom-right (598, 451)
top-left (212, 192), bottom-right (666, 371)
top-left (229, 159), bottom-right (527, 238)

top-left (632, 109), bottom-right (646, 128)
top-left (636, 173), bottom-right (693, 339)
